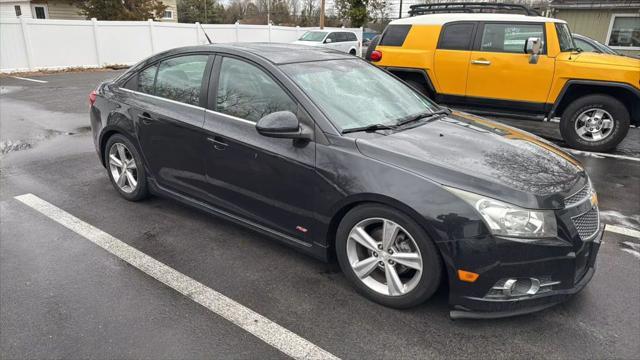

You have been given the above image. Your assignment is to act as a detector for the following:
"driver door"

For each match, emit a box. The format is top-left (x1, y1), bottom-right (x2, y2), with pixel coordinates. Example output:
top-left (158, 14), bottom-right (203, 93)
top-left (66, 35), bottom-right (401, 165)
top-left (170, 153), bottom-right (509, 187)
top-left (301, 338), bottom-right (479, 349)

top-left (202, 56), bottom-right (318, 243)
top-left (465, 22), bottom-right (555, 112)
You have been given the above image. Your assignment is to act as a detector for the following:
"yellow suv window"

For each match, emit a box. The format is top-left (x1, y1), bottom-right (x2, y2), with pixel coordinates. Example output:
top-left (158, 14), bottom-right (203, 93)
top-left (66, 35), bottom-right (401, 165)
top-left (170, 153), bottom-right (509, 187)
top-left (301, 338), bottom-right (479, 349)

top-left (480, 23), bottom-right (544, 53)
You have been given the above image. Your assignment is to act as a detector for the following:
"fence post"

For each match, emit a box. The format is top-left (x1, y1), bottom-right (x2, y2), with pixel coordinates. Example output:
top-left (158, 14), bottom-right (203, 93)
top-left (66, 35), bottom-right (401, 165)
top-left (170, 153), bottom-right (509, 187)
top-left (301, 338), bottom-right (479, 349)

top-left (295, 25), bottom-right (300, 38)
top-left (18, 16), bottom-right (34, 71)
top-left (268, 23), bottom-right (272, 42)
top-left (195, 22), bottom-right (201, 45)
top-left (148, 19), bottom-right (156, 54)
top-left (235, 21), bottom-right (239, 42)
top-left (91, 18), bottom-right (102, 67)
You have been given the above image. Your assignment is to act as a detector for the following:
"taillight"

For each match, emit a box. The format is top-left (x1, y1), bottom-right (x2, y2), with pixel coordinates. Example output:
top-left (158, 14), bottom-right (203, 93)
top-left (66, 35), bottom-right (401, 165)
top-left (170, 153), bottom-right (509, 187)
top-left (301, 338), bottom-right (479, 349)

top-left (370, 50), bottom-right (382, 62)
top-left (89, 90), bottom-right (97, 107)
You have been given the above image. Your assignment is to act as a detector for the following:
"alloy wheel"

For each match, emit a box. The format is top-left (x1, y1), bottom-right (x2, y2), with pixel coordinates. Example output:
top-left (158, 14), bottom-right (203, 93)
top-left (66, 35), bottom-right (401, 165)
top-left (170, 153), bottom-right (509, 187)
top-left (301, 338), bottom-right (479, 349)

top-left (108, 143), bottom-right (138, 193)
top-left (346, 218), bottom-right (423, 296)
top-left (575, 108), bottom-right (614, 142)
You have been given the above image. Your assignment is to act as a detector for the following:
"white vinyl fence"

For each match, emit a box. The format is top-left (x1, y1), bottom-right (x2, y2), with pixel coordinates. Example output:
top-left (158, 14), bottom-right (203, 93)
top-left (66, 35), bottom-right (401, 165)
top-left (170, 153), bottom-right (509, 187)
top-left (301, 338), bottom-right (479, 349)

top-left (0, 17), bottom-right (363, 73)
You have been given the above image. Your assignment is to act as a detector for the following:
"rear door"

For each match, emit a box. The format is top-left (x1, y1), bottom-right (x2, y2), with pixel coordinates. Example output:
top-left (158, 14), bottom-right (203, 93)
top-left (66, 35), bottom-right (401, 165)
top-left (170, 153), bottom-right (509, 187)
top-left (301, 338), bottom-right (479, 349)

top-left (202, 56), bottom-right (318, 243)
top-left (126, 54), bottom-right (213, 199)
top-left (465, 22), bottom-right (555, 111)
top-left (433, 22), bottom-right (476, 99)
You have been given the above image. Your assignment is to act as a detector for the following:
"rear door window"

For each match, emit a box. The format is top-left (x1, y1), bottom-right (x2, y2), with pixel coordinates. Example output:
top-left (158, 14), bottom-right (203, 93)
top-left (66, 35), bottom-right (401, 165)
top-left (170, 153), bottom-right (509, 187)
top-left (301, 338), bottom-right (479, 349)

top-left (480, 23), bottom-right (545, 53)
top-left (438, 23), bottom-right (475, 50)
top-left (379, 25), bottom-right (412, 46)
top-left (155, 55), bottom-right (209, 106)
top-left (326, 32), bottom-right (339, 43)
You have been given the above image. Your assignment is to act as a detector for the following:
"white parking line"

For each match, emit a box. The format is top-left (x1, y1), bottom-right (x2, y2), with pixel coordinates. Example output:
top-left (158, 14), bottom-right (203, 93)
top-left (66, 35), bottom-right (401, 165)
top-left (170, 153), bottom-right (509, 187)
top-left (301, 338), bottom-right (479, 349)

top-left (11, 76), bottom-right (48, 84)
top-left (561, 148), bottom-right (640, 162)
top-left (606, 225), bottom-right (640, 239)
top-left (14, 193), bottom-right (339, 360)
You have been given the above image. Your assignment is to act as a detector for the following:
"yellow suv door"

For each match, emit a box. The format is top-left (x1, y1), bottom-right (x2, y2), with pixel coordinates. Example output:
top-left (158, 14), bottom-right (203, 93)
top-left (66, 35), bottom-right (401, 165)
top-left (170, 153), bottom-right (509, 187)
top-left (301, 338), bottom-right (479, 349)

top-left (466, 22), bottom-right (555, 112)
top-left (433, 22), bottom-right (477, 97)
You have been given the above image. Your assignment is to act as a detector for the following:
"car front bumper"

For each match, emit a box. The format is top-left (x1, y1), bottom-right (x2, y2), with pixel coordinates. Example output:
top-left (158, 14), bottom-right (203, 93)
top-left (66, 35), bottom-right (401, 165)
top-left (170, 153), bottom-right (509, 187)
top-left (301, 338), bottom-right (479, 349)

top-left (447, 226), bottom-right (603, 320)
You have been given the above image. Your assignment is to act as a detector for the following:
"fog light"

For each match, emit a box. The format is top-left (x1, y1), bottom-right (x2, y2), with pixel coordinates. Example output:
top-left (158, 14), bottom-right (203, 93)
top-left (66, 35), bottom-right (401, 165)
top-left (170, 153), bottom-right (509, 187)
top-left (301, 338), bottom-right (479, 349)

top-left (503, 278), bottom-right (540, 296)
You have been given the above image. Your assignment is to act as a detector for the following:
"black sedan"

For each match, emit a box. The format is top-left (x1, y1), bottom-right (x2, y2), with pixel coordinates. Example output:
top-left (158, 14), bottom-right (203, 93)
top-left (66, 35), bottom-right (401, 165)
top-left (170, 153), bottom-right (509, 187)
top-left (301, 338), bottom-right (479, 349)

top-left (90, 43), bottom-right (602, 319)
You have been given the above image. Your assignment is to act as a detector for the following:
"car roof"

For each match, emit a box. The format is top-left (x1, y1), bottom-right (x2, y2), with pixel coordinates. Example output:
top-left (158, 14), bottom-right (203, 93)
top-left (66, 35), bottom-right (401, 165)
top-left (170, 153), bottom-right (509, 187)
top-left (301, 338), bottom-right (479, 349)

top-left (208, 43), bottom-right (355, 65)
top-left (390, 13), bottom-right (566, 25)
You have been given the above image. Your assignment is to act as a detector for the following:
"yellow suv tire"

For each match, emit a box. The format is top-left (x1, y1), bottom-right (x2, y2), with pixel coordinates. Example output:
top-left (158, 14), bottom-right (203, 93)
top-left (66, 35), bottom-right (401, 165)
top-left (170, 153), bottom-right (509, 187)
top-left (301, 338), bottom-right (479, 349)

top-left (560, 94), bottom-right (630, 152)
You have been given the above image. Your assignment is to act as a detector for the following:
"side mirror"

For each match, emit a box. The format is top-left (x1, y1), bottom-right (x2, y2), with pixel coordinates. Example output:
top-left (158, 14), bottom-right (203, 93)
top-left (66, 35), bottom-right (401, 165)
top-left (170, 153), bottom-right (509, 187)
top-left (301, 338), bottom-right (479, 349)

top-left (525, 37), bottom-right (542, 64)
top-left (256, 111), bottom-right (311, 140)
top-left (324, 38), bottom-right (332, 44)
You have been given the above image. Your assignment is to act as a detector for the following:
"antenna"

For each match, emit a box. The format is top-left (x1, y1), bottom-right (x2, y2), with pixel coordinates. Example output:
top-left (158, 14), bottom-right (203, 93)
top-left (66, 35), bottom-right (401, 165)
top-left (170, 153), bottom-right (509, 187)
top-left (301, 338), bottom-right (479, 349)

top-left (199, 23), bottom-right (213, 44)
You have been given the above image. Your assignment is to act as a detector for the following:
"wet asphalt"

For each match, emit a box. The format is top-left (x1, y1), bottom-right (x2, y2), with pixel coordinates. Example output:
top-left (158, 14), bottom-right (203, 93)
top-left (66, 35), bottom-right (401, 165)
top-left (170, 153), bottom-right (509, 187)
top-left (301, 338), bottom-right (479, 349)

top-left (1, 71), bottom-right (639, 359)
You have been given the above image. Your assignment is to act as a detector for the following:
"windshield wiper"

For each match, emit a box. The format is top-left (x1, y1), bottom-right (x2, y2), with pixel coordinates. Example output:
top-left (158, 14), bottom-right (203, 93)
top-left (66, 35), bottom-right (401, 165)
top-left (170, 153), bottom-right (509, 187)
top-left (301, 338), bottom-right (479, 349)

top-left (395, 108), bottom-right (451, 127)
top-left (342, 123), bottom-right (397, 134)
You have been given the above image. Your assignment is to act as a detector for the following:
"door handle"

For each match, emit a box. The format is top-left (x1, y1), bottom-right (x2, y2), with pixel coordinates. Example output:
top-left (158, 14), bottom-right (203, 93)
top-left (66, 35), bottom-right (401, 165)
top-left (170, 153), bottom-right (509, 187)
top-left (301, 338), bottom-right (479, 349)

top-left (139, 112), bottom-right (153, 125)
top-left (471, 59), bottom-right (491, 65)
top-left (207, 136), bottom-right (228, 151)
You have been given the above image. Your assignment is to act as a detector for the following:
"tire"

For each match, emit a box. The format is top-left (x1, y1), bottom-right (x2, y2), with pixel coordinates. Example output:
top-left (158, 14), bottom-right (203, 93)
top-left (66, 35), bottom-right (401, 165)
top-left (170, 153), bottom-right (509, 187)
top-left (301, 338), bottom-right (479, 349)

top-left (560, 94), bottom-right (630, 152)
top-left (104, 134), bottom-right (149, 201)
top-left (349, 49), bottom-right (356, 56)
top-left (335, 204), bottom-right (442, 308)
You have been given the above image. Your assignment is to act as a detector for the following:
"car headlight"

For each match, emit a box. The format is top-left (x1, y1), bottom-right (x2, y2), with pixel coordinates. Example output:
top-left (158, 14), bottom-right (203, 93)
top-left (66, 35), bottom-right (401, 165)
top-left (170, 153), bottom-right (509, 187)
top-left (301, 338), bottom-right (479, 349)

top-left (446, 187), bottom-right (557, 238)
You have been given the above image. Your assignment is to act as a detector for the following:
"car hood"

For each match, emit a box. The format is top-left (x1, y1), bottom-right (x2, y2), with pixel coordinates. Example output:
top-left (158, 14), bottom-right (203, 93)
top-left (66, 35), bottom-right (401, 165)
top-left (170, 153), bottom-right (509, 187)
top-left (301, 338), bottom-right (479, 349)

top-left (292, 41), bottom-right (323, 47)
top-left (571, 52), bottom-right (640, 68)
top-left (354, 111), bottom-right (587, 209)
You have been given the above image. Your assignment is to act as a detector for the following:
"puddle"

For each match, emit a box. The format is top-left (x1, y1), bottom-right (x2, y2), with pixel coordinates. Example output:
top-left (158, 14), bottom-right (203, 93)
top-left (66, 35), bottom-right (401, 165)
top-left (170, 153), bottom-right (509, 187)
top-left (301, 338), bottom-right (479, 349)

top-left (0, 129), bottom-right (68, 155)
top-left (0, 86), bottom-right (25, 95)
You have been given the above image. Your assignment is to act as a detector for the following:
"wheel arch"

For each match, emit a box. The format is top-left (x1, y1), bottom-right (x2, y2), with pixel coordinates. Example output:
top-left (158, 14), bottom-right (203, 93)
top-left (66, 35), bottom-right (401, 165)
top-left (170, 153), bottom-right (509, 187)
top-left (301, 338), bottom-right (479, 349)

top-left (325, 193), bottom-right (443, 262)
top-left (551, 80), bottom-right (640, 125)
top-left (384, 67), bottom-right (437, 98)
top-left (98, 126), bottom-right (140, 167)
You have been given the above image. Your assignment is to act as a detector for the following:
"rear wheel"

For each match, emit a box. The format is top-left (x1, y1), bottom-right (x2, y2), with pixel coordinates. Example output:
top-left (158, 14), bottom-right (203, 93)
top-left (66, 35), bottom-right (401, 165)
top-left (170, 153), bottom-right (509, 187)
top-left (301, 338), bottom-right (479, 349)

top-left (104, 134), bottom-right (148, 201)
top-left (336, 204), bottom-right (442, 308)
top-left (404, 79), bottom-right (430, 97)
top-left (560, 94), bottom-right (630, 152)
top-left (349, 49), bottom-right (356, 56)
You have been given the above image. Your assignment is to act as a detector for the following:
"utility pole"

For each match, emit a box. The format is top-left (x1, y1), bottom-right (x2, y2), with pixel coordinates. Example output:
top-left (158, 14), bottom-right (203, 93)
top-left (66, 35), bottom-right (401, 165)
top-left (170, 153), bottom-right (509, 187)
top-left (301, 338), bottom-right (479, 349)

top-left (204, 0), bottom-right (208, 23)
top-left (399, 0), bottom-right (403, 19)
top-left (267, 0), bottom-right (270, 25)
top-left (320, 0), bottom-right (325, 29)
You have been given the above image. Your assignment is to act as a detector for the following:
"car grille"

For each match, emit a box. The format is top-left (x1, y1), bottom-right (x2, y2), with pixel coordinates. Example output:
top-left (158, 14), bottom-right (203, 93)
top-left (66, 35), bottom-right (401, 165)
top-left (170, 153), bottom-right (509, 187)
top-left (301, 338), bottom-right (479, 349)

top-left (565, 182), bottom-right (591, 207)
top-left (572, 207), bottom-right (599, 240)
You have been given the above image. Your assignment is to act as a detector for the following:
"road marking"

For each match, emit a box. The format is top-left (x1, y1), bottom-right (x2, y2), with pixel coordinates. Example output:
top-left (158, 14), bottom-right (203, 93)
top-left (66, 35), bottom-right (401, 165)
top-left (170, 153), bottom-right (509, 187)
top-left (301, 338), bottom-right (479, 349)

top-left (562, 148), bottom-right (640, 162)
top-left (11, 76), bottom-right (48, 84)
top-left (14, 193), bottom-right (339, 360)
top-left (605, 225), bottom-right (640, 239)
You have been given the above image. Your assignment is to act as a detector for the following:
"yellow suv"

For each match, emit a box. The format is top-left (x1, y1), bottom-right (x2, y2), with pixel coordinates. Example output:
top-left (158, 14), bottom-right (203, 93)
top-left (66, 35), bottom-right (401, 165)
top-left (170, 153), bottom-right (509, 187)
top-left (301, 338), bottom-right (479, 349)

top-left (369, 4), bottom-right (640, 152)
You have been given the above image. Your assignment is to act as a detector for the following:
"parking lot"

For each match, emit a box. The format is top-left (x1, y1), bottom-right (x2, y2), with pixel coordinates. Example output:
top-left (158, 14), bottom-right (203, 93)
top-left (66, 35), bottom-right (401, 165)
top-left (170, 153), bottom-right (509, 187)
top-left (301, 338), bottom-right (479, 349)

top-left (1, 70), bottom-right (639, 359)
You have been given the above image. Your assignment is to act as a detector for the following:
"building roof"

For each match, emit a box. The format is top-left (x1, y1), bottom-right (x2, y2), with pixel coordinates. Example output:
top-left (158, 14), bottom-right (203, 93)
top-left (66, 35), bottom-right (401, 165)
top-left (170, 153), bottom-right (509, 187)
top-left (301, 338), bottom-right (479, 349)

top-left (550, 0), bottom-right (640, 9)
top-left (391, 13), bottom-right (566, 25)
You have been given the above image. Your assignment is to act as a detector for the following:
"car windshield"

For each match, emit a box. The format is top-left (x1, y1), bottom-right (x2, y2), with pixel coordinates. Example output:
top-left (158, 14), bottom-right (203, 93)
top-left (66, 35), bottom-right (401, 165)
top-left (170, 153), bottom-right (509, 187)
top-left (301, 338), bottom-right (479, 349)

top-left (556, 23), bottom-right (576, 52)
top-left (281, 59), bottom-right (440, 132)
top-left (299, 31), bottom-right (327, 42)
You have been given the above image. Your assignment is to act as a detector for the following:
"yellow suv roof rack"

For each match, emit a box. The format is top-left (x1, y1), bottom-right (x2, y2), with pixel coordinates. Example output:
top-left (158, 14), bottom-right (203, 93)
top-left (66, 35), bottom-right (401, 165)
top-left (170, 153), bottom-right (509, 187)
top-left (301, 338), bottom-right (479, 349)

top-left (408, 2), bottom-right (541, 17)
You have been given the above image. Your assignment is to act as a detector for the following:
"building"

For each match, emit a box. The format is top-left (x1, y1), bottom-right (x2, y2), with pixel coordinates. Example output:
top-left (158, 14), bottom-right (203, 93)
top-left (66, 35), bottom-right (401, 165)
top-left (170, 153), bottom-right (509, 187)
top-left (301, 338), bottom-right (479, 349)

top-left (0, 0), bottom-right (178, 22)
top-left (550, 0), bottom-right (640, 56)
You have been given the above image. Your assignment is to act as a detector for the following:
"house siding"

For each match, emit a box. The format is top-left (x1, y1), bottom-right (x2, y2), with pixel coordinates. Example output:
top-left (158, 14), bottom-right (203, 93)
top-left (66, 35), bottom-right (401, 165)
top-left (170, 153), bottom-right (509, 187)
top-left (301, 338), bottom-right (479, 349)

top-left (160, 0), bottom-right (177, 22)
top-left (46, 0), bottom-right (83, 20)
top-left (554, 8), bottom-right (640, 56)
top-left (0, 1), bottom-right (32, 18)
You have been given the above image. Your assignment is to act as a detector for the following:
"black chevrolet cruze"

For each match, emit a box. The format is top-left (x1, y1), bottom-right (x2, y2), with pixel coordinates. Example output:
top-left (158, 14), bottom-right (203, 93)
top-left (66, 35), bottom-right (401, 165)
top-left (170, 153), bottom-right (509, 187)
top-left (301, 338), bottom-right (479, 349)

top-left (90, 43), bottom-right (602, 319)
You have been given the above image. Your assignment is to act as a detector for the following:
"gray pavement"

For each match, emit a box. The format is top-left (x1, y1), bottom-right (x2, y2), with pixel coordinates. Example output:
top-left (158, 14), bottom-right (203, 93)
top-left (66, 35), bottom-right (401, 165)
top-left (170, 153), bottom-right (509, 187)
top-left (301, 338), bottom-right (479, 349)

top-left (1, 71), bottom-right (639, 359)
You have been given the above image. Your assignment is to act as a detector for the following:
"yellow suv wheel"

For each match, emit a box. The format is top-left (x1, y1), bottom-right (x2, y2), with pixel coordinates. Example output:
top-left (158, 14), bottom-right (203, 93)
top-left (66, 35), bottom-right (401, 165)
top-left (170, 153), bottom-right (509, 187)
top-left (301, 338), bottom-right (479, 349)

top-left (560, 94), bottom-right (630, 152)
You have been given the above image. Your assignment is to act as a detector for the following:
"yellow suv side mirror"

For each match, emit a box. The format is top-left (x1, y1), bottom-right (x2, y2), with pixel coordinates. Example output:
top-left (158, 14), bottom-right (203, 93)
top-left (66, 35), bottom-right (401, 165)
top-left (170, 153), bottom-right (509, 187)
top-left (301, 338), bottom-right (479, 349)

top-left (525, 37), bottom-right (542, 64)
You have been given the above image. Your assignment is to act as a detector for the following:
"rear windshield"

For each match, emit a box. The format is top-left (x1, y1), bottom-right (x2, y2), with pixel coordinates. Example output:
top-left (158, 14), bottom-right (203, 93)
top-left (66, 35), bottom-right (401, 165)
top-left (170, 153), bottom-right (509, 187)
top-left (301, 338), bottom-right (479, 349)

top-left (379, 25), bottom-right (412, 46)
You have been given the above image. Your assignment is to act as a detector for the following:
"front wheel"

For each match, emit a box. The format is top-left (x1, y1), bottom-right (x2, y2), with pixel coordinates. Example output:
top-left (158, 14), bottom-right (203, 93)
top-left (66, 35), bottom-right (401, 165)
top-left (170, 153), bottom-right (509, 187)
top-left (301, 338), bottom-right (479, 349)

top-left (104, 134), bottom-right (149, 201)
top-left (560, 94), bottom-right (630, 152)
top-left (335, 204), bottom-right (442, 308)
